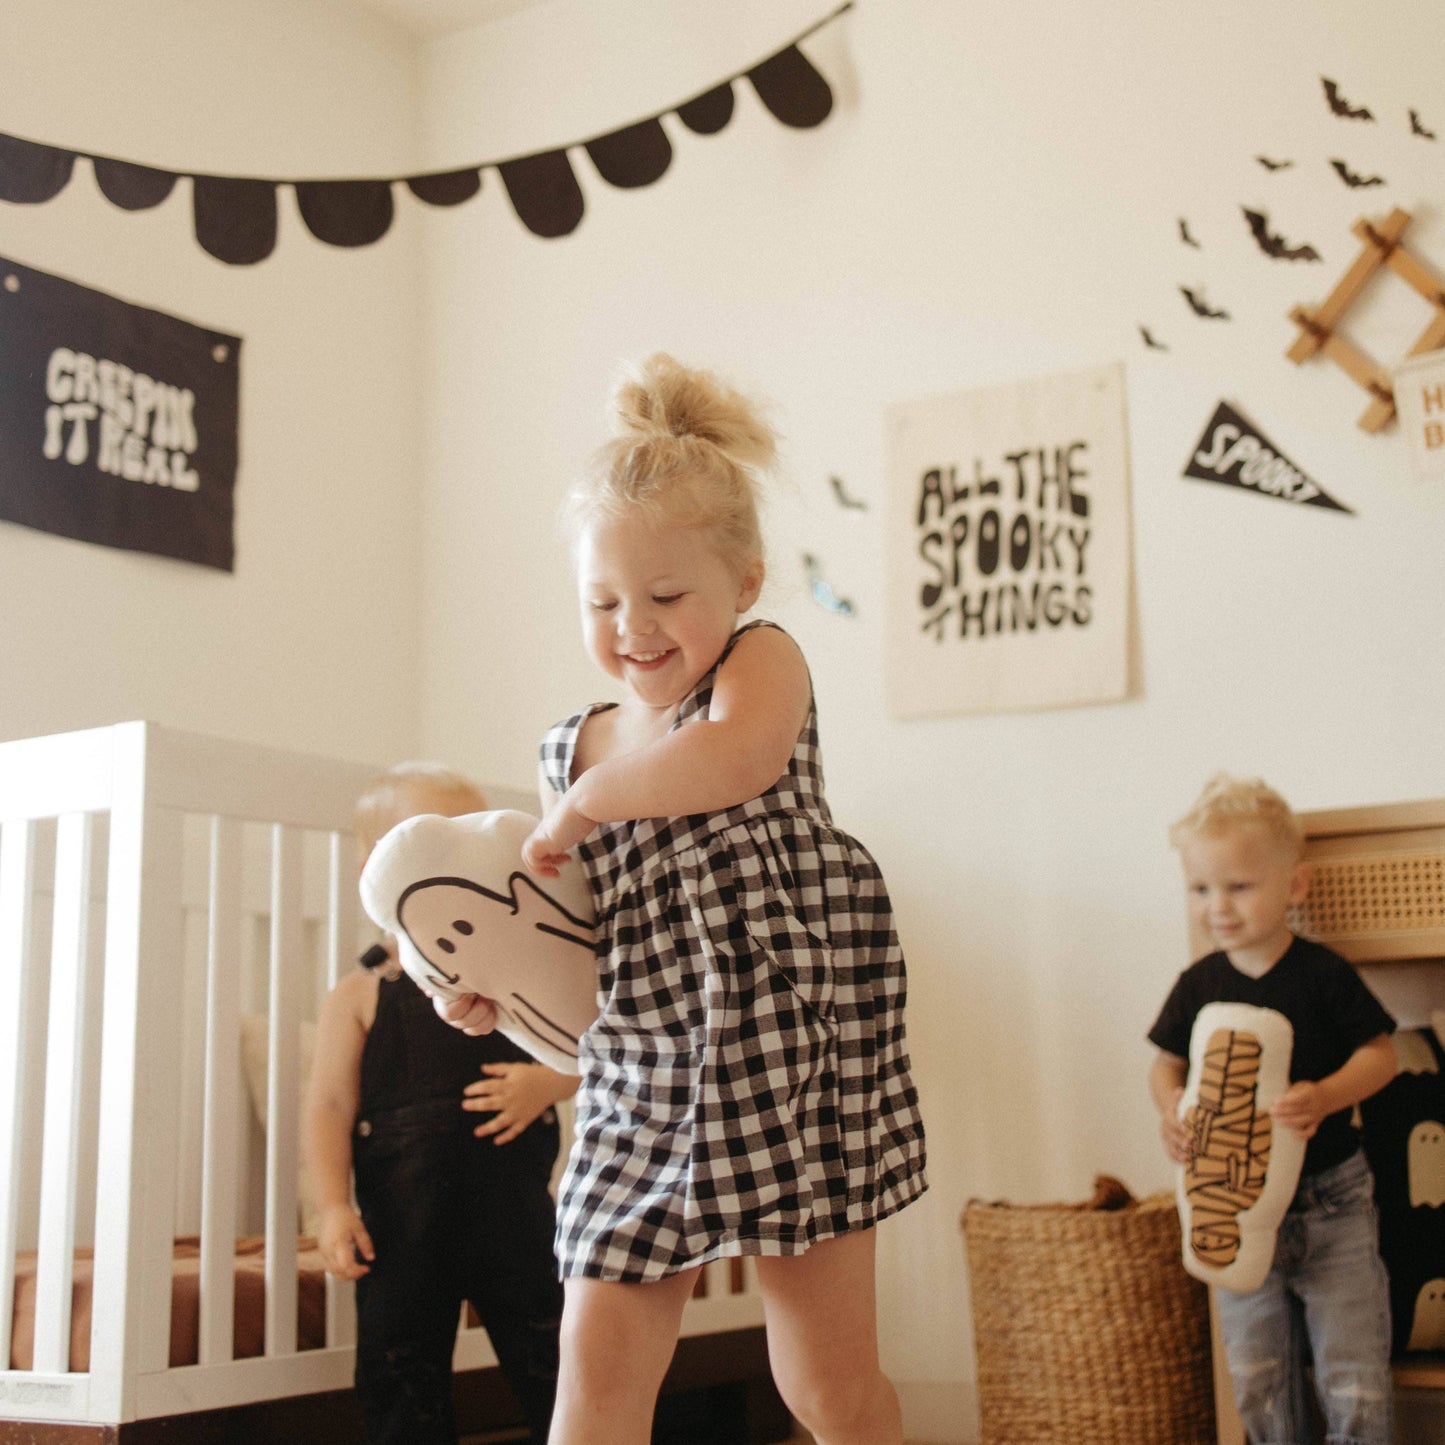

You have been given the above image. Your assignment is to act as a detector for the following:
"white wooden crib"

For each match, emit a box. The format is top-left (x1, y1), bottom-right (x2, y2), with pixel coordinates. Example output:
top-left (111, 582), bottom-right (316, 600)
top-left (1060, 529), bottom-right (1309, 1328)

top-left (0, 722), bottom-right (770, 1440)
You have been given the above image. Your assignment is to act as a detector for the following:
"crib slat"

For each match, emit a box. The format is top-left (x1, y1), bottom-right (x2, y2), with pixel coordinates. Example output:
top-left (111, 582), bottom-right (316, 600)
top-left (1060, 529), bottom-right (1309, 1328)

top-left (33, 813), bottom-right (96, 1373)
top-left (199, 814), bottom-right (242, 1364)
top-left (325, 829), bottom-right (349, 996)
top-left (90, 725), bottom-right (186, 1415)
top-left (70, 860), bottom-right (106, 1258)
top-left (0, 818), bottom-right (39, 1373)
top-left (265, 823), bottom-right (302, 1356)
top-left (325, 1273), bottom-right (358, 1351)
top-left (702, 1258), bottom-right (728, 1299)
top-left (737, 1253), bottom-right (758, 1296)
top-left (324, 828), bottom-right (359, 1349)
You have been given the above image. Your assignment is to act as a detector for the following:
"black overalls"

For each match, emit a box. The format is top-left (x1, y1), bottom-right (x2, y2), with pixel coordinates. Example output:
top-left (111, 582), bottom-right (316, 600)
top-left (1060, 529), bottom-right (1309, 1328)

top-left (353, 971), bottom-right (564, 1444)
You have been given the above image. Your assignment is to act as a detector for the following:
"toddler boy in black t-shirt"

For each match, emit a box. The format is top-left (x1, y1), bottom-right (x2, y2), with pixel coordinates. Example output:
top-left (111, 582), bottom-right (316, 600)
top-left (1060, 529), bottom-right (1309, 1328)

top-left (1147, 773), bottom-right (1396, 1445)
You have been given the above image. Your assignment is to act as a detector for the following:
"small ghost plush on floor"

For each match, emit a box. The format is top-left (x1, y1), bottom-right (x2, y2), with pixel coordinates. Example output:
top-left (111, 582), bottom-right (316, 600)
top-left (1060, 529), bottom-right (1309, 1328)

top-left (1408, 1119), bottom-right (1445, 1208)
top-left (1407, 1279), bottom-right (1445, 1352)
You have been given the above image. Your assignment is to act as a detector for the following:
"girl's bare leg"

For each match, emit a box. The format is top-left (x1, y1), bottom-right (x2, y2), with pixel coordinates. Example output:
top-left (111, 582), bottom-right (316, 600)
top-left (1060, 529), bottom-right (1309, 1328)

top-left (754, 1229), bottom-right (903, 1445)
top-left (547, 1268), bottom-right (698, 1445)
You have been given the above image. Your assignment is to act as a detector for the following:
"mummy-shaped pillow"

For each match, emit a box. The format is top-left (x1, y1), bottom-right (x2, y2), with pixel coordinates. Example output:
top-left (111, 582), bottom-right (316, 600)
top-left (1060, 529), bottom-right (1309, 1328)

top-left (1175, 1002), bottom-right (1305, 1292)
top-left (360, 810), bottom-right (598, 1074)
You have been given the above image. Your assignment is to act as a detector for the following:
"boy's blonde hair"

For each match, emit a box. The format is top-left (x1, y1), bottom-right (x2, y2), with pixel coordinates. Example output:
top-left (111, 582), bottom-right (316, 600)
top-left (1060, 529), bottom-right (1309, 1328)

top-left (355, 762), bottom-right (487, 858)
top-left (562, 352), bottom-right (777, 579)
top-left (1169, 772), bottom-right (1305, 861)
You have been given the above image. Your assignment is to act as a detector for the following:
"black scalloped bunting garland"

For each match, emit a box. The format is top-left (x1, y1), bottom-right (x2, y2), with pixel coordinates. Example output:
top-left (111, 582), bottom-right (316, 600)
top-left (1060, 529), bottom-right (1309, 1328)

top-left (585, 118), bottom-right (673, 190)
top-left (295, 179), bottom-right (396, 248)
top-left (92, 157), bottom-right (178, 211)
top-left (0, 2), bottom-right (850, 265)
top-left (748, 43), bottom-right (836, 128)
top-left (406, 168), bottom-right (483, 207)
top-left (498, 150), bottom-right (586, 239)
top-left (0, 132), bottom-right (74, 203)
top-left (193, 175), bottom-right (277, 266)
top-left (676, 84), bottom-right (735, 136)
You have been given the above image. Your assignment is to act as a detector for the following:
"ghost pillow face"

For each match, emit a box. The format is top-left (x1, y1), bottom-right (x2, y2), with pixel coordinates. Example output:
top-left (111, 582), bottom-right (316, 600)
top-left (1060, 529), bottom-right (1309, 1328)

top-left (1175, 1001), bottom-right (1306, 1293)
top-left (360, 810), bottom-right (598, 1074)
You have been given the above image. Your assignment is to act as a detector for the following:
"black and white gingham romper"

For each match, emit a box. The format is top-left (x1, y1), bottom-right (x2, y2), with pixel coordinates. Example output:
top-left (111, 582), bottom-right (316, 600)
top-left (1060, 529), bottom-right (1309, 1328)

top-left (542, 620), bottom-right (927, 1282)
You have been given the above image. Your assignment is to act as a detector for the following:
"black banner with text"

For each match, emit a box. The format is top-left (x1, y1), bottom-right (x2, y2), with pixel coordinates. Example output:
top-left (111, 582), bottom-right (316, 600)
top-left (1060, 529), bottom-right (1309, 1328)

top-left (0, 256), bottom-right (240, 569)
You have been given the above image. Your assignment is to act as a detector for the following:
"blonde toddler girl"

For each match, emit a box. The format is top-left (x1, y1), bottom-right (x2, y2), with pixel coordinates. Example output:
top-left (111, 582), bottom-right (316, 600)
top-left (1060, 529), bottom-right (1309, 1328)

top-left (451, 354), bottom-right (926, 1445)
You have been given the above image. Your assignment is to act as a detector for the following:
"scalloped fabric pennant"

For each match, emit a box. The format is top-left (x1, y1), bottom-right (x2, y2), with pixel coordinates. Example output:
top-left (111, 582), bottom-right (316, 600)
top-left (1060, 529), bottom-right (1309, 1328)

top-left (295, 179), bottom-right (396, 248)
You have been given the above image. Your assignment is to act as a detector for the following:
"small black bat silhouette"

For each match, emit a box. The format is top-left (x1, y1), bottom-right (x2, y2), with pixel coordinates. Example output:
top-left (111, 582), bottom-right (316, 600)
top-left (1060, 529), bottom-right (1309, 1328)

top-left (828, 475), bottom-right (867, 510)
top-left (1330, 158), bottom-right (1385, 188)
top-left (1255, 155), bottom-right (1294, 171)
top-left (1178, 218), bottom-right (1201, 248)
top-left (1410, 108), bottom-right (1436, 140)
top-left (1180, 286), bottom-right (1230, 320)
top-left (1139, 325), bottom-right (1168, 351)
top-left (1242, 208), bottom-right (1321, 261)
top-left (1322, 77), bottom-right (1373, 121)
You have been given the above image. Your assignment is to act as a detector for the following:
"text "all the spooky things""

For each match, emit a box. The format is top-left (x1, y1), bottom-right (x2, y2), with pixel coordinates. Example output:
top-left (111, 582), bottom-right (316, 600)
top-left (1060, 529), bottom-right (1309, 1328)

top-left (915, 443), bottom-right (1092, 642)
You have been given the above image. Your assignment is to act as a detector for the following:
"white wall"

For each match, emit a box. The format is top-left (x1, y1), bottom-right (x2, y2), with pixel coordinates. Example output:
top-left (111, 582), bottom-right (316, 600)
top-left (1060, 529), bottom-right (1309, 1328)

top-left (0, 0), bottom-right (425, 767)
top-left (412, 1), bottom-right (1445, 1438)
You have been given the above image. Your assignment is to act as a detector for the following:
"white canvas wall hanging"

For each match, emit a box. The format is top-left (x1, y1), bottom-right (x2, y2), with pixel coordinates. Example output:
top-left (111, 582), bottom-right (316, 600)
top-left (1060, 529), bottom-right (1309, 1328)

top-left (1393, 349), bottom-right (1445, 480)
top-left (885, 361), bottom-right (1133, 719)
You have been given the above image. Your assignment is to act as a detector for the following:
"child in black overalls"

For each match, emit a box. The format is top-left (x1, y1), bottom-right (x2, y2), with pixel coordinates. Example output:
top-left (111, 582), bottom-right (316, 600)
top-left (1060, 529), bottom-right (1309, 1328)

top-left (305, 764), bottom-right (576, 1444)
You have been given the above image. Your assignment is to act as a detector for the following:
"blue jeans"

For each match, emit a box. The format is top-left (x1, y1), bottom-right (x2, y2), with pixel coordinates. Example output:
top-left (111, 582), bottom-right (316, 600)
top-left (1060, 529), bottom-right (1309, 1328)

top-left (1214, 1150), bottom-right (1393, 1445)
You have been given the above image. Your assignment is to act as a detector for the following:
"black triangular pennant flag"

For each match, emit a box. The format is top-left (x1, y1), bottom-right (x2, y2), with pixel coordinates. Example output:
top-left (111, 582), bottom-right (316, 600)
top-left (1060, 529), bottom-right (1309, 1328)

top-left (1183, 401), bottom-right (1352, 513)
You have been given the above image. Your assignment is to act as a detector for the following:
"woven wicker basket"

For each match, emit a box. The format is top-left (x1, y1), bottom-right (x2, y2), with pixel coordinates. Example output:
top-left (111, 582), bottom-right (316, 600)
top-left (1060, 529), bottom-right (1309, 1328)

top-left (962, 1183), bottom-right (1216, 1445)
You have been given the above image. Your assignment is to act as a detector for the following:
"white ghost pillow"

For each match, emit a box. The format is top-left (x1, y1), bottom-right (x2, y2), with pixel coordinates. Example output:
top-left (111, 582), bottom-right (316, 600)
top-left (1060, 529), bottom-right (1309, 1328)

top-left (360, 810), bottom-right (598, 1074)
top-left (1175, 1002), bottom-right (1306, 1292)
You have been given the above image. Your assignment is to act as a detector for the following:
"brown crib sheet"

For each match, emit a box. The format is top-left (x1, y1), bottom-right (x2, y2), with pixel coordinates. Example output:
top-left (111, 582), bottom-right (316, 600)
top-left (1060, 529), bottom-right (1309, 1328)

top-left (9, 1236), bottom-right (329, 1372)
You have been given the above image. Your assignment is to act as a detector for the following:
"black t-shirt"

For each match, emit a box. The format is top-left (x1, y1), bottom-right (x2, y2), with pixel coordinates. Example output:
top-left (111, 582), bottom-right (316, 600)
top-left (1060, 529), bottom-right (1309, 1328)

top-left (1148, 935), bottom-right (1395, 1175)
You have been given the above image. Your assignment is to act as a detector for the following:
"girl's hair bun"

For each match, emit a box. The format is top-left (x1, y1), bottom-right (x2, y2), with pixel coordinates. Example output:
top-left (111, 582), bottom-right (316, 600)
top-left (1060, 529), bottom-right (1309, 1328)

top-left (564, 354), bottom-right (777, 577)
top-left (611, 352), bottom-right (777, 475)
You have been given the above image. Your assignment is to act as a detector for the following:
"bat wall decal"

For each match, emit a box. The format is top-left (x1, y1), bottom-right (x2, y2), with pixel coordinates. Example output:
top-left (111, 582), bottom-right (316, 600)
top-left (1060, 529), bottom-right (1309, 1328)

top-left (802, 553), bottom-right (855, 616)
top-left (1322, 77), bottom-right (1373, 121)
top-left (1139, 325), bottom-right (1169, 351)
top-left (1256, 155), bottom-right (1294, 171)
top-left (1330, 158), bottom-right (1386, 188)
top-left (829, 474), bottom-right (867, 510)
top-left (1410, 109), bottom-right (1436, 140)
top-left (1242, 208), bottom-right (1321, 261)
top-left (1178, 217), bottom-right (1201, 249)
top-left (1181, 286), bottom-right (1230, 320)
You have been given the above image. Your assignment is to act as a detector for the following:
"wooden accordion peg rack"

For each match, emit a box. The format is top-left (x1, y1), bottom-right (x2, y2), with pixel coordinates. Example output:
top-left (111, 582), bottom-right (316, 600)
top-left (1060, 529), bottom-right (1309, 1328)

top-left (1287, 207), bottom-right (1445, 433)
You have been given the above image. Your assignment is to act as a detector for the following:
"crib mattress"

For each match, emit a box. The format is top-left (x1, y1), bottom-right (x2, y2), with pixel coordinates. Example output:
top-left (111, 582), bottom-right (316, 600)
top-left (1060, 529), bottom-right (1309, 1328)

top-left (9, 1236), bottom-right (329, 1372)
